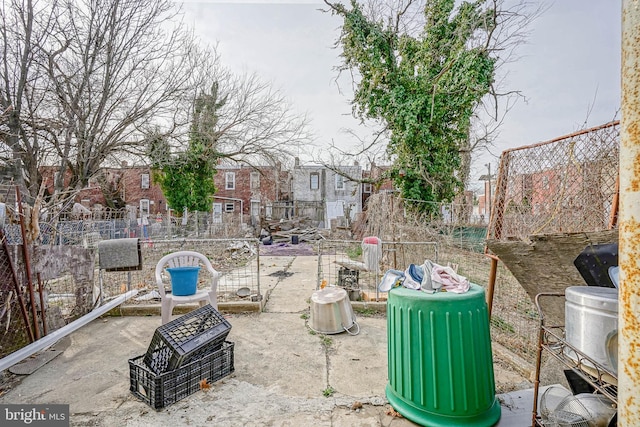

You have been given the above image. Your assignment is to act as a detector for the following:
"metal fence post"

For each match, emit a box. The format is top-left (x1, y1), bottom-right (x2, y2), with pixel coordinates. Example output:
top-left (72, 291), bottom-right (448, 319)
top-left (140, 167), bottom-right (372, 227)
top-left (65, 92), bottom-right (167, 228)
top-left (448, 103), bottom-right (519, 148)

top-left (619, 1), bottom-right (640, 424)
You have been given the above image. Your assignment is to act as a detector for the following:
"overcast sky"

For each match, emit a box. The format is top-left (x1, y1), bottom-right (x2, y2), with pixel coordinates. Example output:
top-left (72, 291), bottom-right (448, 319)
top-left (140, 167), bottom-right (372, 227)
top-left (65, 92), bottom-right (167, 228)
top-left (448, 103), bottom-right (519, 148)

top-left (178, 0), bottom-right (621, 186)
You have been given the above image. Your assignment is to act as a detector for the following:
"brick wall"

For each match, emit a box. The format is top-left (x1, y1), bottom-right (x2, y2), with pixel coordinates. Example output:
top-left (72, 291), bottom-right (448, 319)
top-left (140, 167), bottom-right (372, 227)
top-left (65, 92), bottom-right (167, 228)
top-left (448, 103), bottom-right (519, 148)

top-left (214, 165), bottom-right (290, 217)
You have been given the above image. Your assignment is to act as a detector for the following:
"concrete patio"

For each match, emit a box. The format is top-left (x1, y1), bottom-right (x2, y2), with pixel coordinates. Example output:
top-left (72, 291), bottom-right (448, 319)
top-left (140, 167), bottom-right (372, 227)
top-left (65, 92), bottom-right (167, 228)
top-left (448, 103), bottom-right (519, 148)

top-left (0, 255), bottom-right (538, 426)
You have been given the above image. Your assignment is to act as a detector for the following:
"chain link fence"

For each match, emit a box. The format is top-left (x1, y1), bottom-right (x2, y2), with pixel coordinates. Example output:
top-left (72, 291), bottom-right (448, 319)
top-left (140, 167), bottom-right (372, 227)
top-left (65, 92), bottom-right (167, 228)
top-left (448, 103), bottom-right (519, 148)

top-left (2, 210), bottom-right (247, 246)
top-left (482, 121), bottom-right (621, 361)
top-left (97, 239), bottom-right (261, 306)
top-left (488, 121), bottom-right (619, 241)
top-left (0, 173), bottom-right (564, 363)
top-left (316, 240), bottom-right (439, 301)
top-left (0, 231), bottom-right (34, 359)
top-left (0, 234), bottom-right (261, 360)
top-left (351, 192), bottom-right (541, 361)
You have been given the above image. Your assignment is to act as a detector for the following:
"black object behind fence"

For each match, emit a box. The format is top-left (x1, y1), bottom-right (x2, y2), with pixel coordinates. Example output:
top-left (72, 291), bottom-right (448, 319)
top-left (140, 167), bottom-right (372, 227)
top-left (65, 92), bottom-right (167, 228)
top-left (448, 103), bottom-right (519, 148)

top-left (573, 243), bottom-right (618, 288)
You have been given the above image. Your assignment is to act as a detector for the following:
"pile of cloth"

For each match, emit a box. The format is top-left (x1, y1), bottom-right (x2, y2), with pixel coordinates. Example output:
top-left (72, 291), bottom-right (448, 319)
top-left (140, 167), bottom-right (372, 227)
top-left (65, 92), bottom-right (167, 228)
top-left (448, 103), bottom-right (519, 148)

top-left (378, 260), bottom-right (470, 294)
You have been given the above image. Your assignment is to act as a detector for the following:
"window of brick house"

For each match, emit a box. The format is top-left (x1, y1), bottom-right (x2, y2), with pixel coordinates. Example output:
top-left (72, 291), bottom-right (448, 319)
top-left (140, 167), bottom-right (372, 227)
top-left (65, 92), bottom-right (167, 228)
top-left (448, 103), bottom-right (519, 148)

top-left (225, 202), bottom-right (235, 212)
top-left (141, 173), bottom-right (150, 189)
top-left (250, 172), bottom-right (260, 189)
top-left (225, 172), bottom-right (236, 190)
top-left (335, 174), bottom-right (345, 191)
top-left (310, 173), bottom-right (319, 190)
top-left (140, 199), bottom-right (150, 216)
top-left (363, 183), bottom-right (372, 193)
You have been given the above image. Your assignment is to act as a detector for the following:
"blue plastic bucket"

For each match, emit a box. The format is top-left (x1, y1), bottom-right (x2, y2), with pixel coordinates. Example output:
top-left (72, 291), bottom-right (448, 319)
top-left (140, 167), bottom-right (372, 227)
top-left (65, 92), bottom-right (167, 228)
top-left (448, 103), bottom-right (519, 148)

top-left (167, 266), bottom-right (200, 296)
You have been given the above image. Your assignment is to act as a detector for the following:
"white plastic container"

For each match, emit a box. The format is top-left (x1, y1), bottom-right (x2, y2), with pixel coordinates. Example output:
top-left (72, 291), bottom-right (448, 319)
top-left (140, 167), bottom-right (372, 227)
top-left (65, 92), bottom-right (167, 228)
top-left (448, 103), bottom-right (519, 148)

top-left (564, 286), bottom-right (618, 372)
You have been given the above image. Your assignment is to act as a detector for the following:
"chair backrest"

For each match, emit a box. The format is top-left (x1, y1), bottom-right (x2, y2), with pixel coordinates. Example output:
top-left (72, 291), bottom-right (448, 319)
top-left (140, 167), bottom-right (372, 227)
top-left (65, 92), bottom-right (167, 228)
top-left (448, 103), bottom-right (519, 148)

top-left (155, 251), bottom-right (217, 298)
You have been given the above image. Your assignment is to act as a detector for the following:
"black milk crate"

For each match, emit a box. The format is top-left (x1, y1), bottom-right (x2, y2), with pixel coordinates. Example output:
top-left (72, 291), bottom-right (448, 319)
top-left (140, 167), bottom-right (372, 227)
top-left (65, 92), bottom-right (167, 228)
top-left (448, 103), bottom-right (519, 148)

top-left (143, 304), bottom-right (232, 374)
top-left (129, 340), bottom-right (234, 410)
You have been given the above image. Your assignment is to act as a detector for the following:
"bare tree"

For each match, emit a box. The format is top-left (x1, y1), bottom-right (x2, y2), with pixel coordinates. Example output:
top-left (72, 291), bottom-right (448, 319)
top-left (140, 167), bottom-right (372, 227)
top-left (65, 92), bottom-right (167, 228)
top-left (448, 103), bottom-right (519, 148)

top-left (206, 70), bottom-right (311, 168)
top-left (44, 0), bottom-right (206, 193)
top-left (0, 0), bottom-right (212, 209)
top-left (1, 0), bottom-right (311, 217)
top-left (0, 0), bottom-right (59, 198)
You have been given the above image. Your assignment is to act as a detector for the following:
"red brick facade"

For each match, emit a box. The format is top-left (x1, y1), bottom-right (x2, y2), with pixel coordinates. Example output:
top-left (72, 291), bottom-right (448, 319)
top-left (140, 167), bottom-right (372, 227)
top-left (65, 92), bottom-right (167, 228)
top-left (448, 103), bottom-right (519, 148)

top-left (213, 164), bottom-right (291, 218)
top-left (40, 162), bottom-right (393, 223)
top-left (40, 165), bottom-right (167, 215)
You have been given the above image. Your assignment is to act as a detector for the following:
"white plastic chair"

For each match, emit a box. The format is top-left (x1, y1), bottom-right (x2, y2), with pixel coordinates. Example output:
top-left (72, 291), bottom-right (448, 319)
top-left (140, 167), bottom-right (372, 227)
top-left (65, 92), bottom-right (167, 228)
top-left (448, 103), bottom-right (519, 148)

top-left (155, 251), bottom-right (219, 324)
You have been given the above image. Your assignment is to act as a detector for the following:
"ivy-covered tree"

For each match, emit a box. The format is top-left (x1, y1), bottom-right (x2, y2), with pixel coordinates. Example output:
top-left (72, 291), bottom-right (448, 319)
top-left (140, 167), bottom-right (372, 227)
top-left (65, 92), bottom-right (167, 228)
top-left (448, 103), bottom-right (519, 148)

top-left (153, 147), bottom-right (217, 213)
top-left (149, 84), bottom-right (225, 212)
top-left (324, 0), bottom-right (521, 214)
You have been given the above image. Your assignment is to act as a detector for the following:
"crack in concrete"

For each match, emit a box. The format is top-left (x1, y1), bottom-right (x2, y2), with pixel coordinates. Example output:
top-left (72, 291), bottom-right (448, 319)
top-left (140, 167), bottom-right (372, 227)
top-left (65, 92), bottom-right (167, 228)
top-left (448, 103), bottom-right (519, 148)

top-left (324, 336), bottom-right (332, 392)
top-left (261, 256), bottom-right (296, 312)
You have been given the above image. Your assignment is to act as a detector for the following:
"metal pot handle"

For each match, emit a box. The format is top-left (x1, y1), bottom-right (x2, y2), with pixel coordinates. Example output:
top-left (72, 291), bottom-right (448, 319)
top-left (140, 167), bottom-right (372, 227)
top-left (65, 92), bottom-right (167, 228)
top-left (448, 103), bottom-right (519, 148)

top-left (343, 318), bottom-right (360, 336)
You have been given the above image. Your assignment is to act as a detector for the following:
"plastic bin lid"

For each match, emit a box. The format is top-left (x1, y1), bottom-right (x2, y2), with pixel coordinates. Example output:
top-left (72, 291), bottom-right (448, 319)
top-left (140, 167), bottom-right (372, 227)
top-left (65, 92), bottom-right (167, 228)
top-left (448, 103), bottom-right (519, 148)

top-left (565, 286), bottom-right (618, 312)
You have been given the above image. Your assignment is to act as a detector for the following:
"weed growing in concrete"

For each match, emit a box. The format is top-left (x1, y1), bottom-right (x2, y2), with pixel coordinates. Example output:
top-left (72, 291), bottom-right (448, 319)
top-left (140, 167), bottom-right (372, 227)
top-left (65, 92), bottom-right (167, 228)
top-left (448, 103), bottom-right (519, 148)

top-left (322, 386), bottom-right (336, 397)
top-left (308, 329), bottom-right (317, 335)
top-left (300, 313), bottom-right (309, 320)
top-left (320, 335), bottom-right (332, 347)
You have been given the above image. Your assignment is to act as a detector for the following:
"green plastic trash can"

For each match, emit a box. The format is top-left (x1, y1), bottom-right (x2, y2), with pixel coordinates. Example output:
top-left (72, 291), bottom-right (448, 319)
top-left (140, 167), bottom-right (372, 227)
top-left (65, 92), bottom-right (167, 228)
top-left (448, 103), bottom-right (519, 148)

top-left (386, 284), bottom-right (501, 427)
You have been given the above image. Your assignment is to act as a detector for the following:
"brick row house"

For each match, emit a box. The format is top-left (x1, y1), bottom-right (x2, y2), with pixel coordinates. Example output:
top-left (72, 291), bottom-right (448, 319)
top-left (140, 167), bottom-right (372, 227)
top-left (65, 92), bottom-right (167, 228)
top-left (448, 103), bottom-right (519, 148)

top-left (212, 163), bottom-right (290, 228)
top-left (39, 159), bottom-right (395, 232)
top-left (40, 163), bottom-right (166, 220)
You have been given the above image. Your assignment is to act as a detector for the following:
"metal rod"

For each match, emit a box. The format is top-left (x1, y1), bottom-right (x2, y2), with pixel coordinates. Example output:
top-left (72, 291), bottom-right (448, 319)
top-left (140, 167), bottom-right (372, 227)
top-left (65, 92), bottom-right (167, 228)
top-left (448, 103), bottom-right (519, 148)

top-left (485, 163), bottom-right (492, 219)
top-left (484, 155), bottom-right (506, 319)
top-left (15, 186), bottom-right (39, 340)
top-left (531, 293), bottom-right (566, 427)
top-left (255, 240), bottom-right (261, 305)
top-left (608, 175), bottom-right (620, 229)
top-left (501, 120), bottom-right (619, 155)
top-left (0, 290), bottom-right (138, 372)
top-left (1, 228), bottom-right (34, 343)
top-left (532, 314), bottom-right (545, 427)
top-left (37, 272), bottom-right (47, 336)
top-left (486, 256), bottom-right (498, 317)
top-left (619, 1), bottom-right (640, 423)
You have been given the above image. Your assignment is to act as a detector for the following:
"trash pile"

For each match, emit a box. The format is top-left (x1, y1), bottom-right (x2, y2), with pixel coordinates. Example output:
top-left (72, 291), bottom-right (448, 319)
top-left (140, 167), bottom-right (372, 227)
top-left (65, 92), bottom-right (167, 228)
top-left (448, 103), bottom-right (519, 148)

top-left (259, 217), bottom-right (328, 244)
top-left (379, 260), bottom-right (470, 294)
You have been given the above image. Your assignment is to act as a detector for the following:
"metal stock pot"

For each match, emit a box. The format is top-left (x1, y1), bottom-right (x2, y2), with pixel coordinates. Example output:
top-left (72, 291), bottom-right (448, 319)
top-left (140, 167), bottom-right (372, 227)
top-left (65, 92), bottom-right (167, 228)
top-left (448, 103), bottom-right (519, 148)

top-left (309, 287), bottom-right (359, 335)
